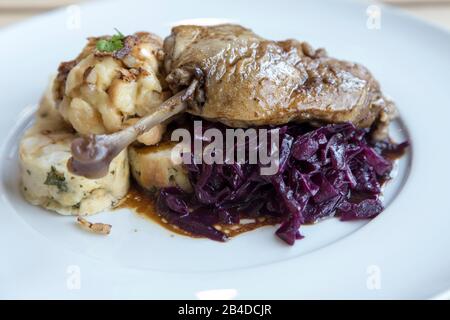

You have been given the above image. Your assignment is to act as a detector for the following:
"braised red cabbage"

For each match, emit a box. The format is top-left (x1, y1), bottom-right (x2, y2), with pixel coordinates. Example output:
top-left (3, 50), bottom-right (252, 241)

top-left (157, 121), bottom-right (408, 245)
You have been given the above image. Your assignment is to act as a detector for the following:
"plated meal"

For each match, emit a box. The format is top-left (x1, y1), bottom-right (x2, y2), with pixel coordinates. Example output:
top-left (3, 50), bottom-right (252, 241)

top-left (19, 24), bottom-right (408, 245)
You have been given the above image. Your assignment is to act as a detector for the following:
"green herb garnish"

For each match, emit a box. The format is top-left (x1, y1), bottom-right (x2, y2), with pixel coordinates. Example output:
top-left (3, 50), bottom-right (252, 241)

top-left (96, 29), bottom-right (125, 53)
top-left (44, 166), bottom-right (68, 192)
top-left (72, 202), bottom-right (81, 209)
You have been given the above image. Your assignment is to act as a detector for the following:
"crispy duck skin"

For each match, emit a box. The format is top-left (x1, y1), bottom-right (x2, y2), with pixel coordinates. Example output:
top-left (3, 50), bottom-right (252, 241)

top-left (164, 24), bottom-right (396, 130)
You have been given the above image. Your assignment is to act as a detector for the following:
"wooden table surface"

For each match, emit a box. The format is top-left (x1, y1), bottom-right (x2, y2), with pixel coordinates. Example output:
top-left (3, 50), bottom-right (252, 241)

top-left (0, 0), bottom-right (449, 30)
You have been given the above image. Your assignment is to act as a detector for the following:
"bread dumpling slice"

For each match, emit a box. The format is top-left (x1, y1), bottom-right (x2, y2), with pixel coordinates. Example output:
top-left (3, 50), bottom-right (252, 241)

top-left (128, 142), bottom-right (191, 194)
top-left (19, 80), bottom-right (129, 216)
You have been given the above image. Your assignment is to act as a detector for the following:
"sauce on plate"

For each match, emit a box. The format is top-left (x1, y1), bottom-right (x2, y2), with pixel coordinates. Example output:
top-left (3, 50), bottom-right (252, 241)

top-left (118, 183), bottom-right (281, 239)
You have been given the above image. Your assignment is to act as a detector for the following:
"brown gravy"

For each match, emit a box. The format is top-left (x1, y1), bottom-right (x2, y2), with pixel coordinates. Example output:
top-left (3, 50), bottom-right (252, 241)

top-left (118, 183), bottom-right (281, 239)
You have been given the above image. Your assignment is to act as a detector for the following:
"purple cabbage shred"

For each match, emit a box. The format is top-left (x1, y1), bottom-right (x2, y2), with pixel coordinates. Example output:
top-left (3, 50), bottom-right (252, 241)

top-left (157, 121), bottom-right (408, 245)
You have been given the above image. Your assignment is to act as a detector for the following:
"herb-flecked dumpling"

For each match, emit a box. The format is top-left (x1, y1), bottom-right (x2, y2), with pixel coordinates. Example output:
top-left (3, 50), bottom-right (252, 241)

top-left (19, 81), bottom-right (129, 216)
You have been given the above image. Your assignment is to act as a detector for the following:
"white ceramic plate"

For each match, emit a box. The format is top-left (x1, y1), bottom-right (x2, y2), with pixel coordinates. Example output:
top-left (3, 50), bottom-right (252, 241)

top-left (1, 0), bottom-right (449, 299)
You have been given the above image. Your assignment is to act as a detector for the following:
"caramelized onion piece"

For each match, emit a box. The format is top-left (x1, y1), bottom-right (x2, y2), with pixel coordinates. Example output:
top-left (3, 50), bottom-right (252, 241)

top-left (77, 217), bottom-right (112, 235)
top-left (68, 81), bottom-right (198, 179)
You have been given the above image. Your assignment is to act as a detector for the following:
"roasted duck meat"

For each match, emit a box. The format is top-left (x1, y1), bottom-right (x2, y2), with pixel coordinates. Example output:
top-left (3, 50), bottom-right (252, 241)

top-left (164, 24), bottom-right (395, 130)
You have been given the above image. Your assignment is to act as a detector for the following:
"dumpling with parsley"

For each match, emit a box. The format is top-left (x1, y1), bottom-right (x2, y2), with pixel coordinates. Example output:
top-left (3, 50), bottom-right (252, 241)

top-left (53, 30), bottom-right (169, 145)
top-left (20, 79), bottom-right (130, 216)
